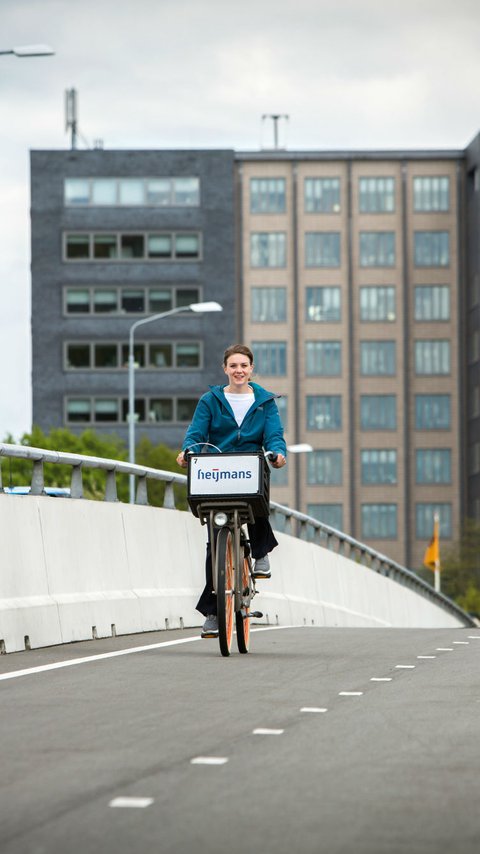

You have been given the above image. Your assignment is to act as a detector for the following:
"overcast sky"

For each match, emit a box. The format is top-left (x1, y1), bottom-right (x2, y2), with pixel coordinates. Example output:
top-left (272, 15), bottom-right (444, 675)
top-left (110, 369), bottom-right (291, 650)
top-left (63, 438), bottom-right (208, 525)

top-left (1, 0), bottom-right (480, 439)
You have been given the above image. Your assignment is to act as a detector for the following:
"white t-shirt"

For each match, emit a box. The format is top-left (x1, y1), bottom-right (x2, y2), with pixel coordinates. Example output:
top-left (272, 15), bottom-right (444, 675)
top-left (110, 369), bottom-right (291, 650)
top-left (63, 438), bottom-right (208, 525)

top-left (224, 389), bottom-right (254, 426)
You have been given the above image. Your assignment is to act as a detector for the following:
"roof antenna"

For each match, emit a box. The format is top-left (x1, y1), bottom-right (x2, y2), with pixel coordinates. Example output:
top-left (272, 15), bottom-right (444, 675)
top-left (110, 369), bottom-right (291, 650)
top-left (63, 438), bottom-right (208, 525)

top-left (65, 88), bottom-right (96, 149)
top-left (65, 88), bottom-right (78, 149)
top-left (262, 114), bottom-right (289, 150)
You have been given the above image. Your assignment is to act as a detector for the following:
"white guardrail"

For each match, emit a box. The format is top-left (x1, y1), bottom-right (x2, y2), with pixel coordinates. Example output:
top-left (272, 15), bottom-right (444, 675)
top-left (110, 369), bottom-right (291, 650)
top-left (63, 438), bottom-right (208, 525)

top-left (0, 442), bottom-right (475, 653)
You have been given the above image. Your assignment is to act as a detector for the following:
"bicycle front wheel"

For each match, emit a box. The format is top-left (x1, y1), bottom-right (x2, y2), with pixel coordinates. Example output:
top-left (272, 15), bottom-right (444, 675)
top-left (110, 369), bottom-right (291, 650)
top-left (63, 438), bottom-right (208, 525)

top-left (216, 527), bottom-right (235, 657)
top-left (236, 552), bottom-right (251, 654)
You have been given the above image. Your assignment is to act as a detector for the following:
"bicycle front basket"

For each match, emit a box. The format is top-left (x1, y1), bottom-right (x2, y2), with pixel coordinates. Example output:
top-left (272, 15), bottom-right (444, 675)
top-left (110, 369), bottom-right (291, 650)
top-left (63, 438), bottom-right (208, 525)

top-left (187, 452), bottom-right (270, 518)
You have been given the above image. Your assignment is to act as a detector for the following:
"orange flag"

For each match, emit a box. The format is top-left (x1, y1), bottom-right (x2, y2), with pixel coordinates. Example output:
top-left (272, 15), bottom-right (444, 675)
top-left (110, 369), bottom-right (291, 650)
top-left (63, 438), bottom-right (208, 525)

top-left (423, 513), bottom-right (440, 572)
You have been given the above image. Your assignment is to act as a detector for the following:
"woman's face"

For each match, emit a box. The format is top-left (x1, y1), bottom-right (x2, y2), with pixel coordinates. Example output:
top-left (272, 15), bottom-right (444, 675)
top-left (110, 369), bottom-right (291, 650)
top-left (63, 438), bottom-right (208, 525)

top-left (224, 354), bottom-right (254, 388)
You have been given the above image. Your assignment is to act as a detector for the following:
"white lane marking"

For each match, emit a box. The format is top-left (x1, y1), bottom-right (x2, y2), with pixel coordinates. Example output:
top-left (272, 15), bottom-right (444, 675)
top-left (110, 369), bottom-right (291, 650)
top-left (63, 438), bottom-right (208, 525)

top-left (190, 756), bottom-right (229, 765)
top-left (0, 625), bottom-right (302, 683)
top-left (110, 797), bottom-right (154, 808)
top-left (300, 707), bottom-right (328, 713)
top-left (436, 648), bottom-right (454, 651)
top-left (468, 636), bottom-right (480, 639)
top-left (339, 691), bottom-right (363, 696)
top-left (370, 677), bottom-right (392, 682)
top-left (253, 728), bottom-right (284, 735)
top-left (417, 655), bottom-right (436, 659)
top-left (395, 665), bottom-right (415, 669)
top-left (453, 641), bottom-right (469, 645)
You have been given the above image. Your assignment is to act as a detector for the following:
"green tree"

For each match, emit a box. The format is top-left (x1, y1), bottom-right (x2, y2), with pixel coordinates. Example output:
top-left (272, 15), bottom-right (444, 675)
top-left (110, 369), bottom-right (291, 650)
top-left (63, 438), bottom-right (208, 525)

top-left (440, 518), bottom-right (480, 614)
top-left (1, 427), bottom-right (186, 508)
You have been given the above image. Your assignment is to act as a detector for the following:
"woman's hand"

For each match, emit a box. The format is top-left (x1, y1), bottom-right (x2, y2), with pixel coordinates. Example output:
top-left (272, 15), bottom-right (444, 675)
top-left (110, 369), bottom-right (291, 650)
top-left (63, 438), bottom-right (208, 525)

top-left (176, 451), bottom-right (188, 468)
top-left (271, 453), bottom-right (286, 468)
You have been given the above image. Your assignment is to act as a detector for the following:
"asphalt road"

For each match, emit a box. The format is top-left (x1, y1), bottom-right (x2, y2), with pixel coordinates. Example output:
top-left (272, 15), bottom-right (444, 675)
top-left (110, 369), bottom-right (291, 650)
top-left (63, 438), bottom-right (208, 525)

top-left (1, 625), bottom-right (479, 854)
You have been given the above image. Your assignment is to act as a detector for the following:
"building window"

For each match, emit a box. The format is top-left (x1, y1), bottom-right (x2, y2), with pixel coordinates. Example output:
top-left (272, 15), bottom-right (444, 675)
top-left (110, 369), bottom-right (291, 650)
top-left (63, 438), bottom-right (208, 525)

top-left (359, 287), bottom-right (396, 322)
top-left (307, 450), bottom-right (342, 485)
top-left (306, 396), bottom-right (342, 430)
top-left (413, 176), bottom-right (450, 212)
top-left (306, 341), bottom-right (341, 376)
top-left (415, 340), bottom-right (450, 375)
top-left (414, 286), bottom-right (450, 321)
top-left (250, 233), bottom-right (286, 267)
top-left (415, 449), bottom-right (451, 484)
top-left (414, 231), bottom-right (449, 267)
top-left (415, 503), bottom-right (452, 539)
top-left (65, 341), bottom-right (201, 370)
top-left (415, 395), bottom-right (451, 430)
top-left (305, 233), bottom-right (341, 267)
top-left (65, 286), bottom-right (201, 316)
top-left (64, 231), bottom-right (201, 261)
top-left (360, 341), bottom-right (396, 376)
top-left (359, 177), bottom-right (395, 213)
top-left (66, 343), bottom-right (91, 369)
top-left (252, 342), bottom-right (287, 375)
top-left (251, 287), bottom-right (287, 322)
top-left (304, 178), bottom-right (340, 213)
top-left (65, 234), bottom-right (90, 259)
top-left (307, 504), bottom-right (343, 530)
top-left (250, 178), bottom-right (286, 213)
top-left (64, 176), bottom-right (200, 206)
top-left (362, 504), bottom-right (397, 539)
top-left (360, 395), bottom-right (396, 430)
top-left (94, 398), bottom-right (120, 422)
top-left (65, 396), bottom-right (197, 425)
top-left (360, 232), bottom-right (395, 267)
top-left (361, 450), bottom-right (397, 484)
top-left (306, 287), bottom-right (341, 322)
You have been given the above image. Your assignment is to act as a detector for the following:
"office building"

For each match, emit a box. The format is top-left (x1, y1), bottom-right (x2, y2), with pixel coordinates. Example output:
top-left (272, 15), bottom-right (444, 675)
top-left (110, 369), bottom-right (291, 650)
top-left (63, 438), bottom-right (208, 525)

top-left (30, 149), bottom-right (236, 451)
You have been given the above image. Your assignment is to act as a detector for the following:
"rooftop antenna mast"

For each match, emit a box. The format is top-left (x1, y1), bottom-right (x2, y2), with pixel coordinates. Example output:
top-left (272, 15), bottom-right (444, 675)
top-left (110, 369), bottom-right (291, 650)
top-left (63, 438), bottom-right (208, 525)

top-left (262, 113), bottom-right (289, 149)
top-left (65, 88), bottom-right (78, 150)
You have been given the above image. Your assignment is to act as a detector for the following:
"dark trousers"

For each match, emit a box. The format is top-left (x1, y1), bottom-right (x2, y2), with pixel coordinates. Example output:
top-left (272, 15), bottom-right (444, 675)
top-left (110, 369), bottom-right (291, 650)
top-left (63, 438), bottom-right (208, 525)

top-left (196, 516), bottom-right (278, 617)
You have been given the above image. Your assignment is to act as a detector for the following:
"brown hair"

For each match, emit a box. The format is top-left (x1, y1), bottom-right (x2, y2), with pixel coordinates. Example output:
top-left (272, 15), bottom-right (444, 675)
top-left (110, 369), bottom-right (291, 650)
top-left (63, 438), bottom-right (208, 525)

top-left (223, 344), bottom-right (254, 366)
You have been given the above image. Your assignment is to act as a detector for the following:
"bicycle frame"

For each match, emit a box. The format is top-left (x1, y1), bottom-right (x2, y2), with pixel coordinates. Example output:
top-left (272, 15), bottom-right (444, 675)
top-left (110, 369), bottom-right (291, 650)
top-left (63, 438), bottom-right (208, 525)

top-left (195, 500), bottom-right (255, 612)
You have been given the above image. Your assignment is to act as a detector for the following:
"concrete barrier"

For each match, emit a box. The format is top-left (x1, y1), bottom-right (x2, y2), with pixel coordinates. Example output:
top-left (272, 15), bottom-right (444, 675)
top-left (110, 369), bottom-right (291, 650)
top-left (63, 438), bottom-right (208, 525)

top-left (0, 495), bottom-right (467, 653)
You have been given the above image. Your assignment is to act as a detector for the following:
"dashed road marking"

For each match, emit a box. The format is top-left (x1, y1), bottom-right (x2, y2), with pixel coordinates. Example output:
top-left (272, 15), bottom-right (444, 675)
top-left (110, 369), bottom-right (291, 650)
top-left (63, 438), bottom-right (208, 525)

top-left (395, 665), bottom-right (415, 669)
top-left (453, 641), bottom-right (469, 645)
top-left (417, 655), bottom-right (436, 659)
top-left (190, 756), bottom-right (229, 765)
top-left (370, 677), bottom-right (392, 682)
top-left (339, 691), bottom-right (363, 696)
top-left (110, 797), bottom-right (154, 808)
top-left (300, 707), bottom-right (328, 713)
top-left (468, 636), bottom-right (480, 639)
top-left (436, 648), bottom-right (454, 651)
top-left (253, 728), bottom-right (284, 735)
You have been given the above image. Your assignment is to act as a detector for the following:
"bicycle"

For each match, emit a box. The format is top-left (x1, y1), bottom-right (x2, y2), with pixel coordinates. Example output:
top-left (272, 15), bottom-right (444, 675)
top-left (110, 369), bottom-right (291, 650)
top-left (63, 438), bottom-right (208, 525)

top-left (186, 447), bottom-right (276, 657)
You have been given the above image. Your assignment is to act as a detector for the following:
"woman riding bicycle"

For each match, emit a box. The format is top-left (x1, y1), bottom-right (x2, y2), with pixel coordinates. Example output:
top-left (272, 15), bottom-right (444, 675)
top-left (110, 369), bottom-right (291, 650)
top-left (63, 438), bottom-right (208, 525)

top-left (176, 343), bottom-right (286, 638)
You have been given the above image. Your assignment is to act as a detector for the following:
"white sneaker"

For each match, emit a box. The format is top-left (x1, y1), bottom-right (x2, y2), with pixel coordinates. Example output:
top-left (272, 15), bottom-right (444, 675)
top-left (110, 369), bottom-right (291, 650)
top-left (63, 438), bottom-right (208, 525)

top-left (253, 556), bottom-right (271, 578)
top-left (201, 615), bottom-right (218, 638)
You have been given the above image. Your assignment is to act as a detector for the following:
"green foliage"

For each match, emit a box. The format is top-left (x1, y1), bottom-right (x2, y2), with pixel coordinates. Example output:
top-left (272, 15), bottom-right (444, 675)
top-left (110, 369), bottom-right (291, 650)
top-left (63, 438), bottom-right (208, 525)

top-left (1, 426), bottom-right (187, 509)
top-left (136, 436), bottom-right (187, 510)
top-left (440, 518), bottom-right (480, 615)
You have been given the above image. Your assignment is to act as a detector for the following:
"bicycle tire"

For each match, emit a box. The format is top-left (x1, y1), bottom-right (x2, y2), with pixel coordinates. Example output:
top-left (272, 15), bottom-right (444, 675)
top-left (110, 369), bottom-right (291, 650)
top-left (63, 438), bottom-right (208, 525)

top-left (216, 527), bottom-right (235, 657)
top-left (236, 552), bottom-right (251, 654)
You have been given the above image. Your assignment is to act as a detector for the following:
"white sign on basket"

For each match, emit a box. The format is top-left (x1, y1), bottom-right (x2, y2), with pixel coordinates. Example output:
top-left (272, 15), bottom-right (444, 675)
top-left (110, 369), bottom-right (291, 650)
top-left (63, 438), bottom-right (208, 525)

top-left (189, 455), bottom-right (260, 496)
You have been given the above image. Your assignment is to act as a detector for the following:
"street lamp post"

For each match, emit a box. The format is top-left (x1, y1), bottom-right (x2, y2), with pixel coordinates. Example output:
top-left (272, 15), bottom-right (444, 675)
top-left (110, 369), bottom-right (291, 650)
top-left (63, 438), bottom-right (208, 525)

top-left (0, 44), bottom-right (55, 57)
top-left (128, 301), bottom-right (222, 503)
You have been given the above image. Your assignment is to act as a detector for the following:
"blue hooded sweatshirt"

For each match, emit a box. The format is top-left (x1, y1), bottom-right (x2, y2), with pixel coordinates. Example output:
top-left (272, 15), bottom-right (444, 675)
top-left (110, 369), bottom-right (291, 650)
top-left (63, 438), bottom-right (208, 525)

top-left (182, 382), bottom-right (287, 456)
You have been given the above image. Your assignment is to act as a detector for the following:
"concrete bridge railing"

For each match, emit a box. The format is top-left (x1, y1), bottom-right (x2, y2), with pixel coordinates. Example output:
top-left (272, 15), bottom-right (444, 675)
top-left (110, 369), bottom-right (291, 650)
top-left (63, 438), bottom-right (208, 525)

top-left (0, 442), bottom-right (474, 653)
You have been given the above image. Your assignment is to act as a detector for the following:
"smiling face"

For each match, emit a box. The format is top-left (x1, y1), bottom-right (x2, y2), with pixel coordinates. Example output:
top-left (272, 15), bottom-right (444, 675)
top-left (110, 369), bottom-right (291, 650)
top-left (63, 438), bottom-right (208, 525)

top-left (224, 353), bottom-right (254, 391)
